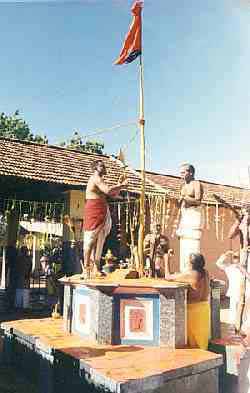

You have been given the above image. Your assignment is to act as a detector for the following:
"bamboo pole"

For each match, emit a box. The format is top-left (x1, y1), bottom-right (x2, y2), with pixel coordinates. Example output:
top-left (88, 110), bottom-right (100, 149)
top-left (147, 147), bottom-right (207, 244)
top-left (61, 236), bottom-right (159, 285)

top-left (138, 55), bottom-right (146, 276)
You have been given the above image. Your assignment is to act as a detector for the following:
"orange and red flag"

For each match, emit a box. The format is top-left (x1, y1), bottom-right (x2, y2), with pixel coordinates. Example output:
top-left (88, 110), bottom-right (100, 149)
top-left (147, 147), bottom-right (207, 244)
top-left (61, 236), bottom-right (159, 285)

top-left (114, 1), bottom-right (143, 65)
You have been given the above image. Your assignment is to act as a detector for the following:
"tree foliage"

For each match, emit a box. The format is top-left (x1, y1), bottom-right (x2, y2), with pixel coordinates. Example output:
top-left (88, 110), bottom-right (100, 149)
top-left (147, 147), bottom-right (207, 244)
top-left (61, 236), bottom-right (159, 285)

top-left (0, 111), bottom-right (104, 154)
top-left (60, 131), bottom-right (104, 154)
top-left (0, 110), bottom-right (48, 144)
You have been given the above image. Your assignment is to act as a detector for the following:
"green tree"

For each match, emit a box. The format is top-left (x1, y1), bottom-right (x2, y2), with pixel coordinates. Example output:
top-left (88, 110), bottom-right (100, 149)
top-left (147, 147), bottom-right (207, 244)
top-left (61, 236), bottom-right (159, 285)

top-left (61, 131), bottom-right (104, 154)
top-left (0, 110), bottom-right (48, 144)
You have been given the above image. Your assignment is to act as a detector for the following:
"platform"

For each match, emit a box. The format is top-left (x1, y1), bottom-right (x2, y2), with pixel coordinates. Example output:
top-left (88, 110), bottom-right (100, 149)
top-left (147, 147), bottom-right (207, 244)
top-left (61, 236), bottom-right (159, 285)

top-left (1, 317), bottom-right (223, 393)
top-left (61, 274), bottom-right (188, 348)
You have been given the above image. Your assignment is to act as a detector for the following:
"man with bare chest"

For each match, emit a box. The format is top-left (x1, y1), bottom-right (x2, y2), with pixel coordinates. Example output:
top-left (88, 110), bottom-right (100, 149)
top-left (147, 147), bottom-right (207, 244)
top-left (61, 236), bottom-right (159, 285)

top-left (177, 163), bottom-right (204, 271)
top-left (83, 160), bottom-right (127, 277)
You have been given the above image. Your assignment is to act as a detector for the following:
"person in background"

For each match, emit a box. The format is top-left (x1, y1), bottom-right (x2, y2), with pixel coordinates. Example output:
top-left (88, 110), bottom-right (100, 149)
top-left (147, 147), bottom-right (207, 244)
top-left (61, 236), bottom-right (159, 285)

top-left (44, 252), bottom-right (64, 312)
top-left (165, 253), bottom-right (210, 350)
top-left (6, 245), bottom-right (18, 310)
top-left (144, 223), bottom-right (171, 277)
top-left (216, 250), bottom-right (242, 332)
top-left (40, 255), bottom-right (49, 274)
top-left (236, 264), bottom-right (250, 336)
top-left (15, 246), bottom-right (32, 310)
top-left (228, 204), bottom-right (250, 333)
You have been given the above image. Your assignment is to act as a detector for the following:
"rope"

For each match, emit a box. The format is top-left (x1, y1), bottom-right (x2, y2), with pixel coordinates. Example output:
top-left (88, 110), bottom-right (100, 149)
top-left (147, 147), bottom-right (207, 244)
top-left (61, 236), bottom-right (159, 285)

top-left (80, 120), bottom-right (138, 140)
top-left (121, 129), bottom-right (140, 152)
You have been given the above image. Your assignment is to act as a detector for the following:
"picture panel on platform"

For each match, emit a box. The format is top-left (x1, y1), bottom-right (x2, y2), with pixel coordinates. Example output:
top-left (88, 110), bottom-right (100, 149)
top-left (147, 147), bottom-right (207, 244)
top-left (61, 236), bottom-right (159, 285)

top-left (74, 290), bottom-right (91, 336)
top-left (118, 295), bottom-right (159, 345)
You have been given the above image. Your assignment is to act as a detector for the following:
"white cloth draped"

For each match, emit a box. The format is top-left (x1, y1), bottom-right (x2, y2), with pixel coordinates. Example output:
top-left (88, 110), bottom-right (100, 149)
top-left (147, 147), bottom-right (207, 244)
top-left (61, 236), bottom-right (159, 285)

top-left (177, 207), bottom-right (204, 272)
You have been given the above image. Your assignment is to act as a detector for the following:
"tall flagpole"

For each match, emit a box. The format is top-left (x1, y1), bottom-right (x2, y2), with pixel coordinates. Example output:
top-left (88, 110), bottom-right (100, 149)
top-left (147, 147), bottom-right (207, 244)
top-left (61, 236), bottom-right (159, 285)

top-left (138, 54), bottom-right (145, 276)
top-left (114, 1), bottom-right (145, 275)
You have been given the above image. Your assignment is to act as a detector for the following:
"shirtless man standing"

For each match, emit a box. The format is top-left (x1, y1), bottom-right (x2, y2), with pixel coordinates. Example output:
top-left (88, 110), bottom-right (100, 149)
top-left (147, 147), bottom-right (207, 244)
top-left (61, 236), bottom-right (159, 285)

top-left (177, 163), bottom-right (204, 271)
top-left (83, 160), bottom-right (127, 277)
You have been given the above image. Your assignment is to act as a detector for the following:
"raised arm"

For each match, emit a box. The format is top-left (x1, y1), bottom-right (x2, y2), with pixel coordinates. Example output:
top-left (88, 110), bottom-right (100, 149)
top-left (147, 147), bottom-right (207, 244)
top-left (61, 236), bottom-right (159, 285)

top-left (216, 251), bottom-right (232, 270)
top-left (95, 176), bottom-right (127, 196)
top-left (165, 271), bottom-right (196, 286)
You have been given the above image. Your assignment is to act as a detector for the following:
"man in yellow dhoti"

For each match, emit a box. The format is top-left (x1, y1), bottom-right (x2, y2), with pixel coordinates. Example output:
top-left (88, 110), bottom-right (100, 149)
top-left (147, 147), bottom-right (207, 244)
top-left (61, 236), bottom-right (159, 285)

top-left (177, 164), bottom-right (204, 272)
top-left (165, 253), bottom-right (210, 350)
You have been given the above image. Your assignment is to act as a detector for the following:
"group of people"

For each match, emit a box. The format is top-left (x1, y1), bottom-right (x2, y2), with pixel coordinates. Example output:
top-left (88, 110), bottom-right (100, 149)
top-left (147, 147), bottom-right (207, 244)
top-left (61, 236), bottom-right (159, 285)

top-left (81, 159), bottom-right (250, 351)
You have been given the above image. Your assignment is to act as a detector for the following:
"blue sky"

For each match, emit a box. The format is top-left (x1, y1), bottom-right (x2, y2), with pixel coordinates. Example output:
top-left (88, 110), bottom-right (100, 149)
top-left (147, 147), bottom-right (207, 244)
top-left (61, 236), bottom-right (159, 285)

top-left (1, 0), bottom-right (250, 186)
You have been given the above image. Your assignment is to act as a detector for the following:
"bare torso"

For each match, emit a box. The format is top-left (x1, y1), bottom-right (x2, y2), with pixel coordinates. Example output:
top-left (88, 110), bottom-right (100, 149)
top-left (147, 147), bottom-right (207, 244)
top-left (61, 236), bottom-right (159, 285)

top-left (86, 174), bottom-right (106, 200)
top-left (181, 180), bottom-right (203, 208)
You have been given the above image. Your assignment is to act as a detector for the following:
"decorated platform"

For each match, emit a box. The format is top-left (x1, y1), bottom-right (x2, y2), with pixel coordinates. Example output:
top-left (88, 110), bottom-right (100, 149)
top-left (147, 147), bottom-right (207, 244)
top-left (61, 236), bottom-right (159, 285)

top-left (1, 317), bottom-right (223, 393)
top-left (61, 273), bottom-right (188, 348)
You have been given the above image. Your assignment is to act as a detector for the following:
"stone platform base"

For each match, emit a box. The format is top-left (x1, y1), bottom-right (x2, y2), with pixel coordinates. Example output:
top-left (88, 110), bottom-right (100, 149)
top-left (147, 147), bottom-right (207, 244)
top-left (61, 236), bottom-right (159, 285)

top-left (0, 318), bottom-right (222, 393)
top-left (210, 334), bottom-right (250, 393)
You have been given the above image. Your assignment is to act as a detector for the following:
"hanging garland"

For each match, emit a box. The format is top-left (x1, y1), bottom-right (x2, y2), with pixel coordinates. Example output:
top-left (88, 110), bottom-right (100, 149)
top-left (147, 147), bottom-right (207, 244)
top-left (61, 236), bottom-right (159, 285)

top-left (165, 199), bottom-right (171, 230)
top-left (2, 198), bottom-right (65, 223)
top-left (206, 203), bottom-right (210, 230)
top-left (215, 202), bottom-right (220, 240)
top-left (171, 201), bottom-right (180, 238)
top-left (162, 195), bottom-right (167, 231)
top-left (221, 207), bottom-right (225, 241)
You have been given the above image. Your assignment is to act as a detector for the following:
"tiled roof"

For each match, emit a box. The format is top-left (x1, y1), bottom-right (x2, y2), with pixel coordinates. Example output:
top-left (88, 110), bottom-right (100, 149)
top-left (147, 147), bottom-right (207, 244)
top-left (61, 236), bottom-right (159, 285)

top-left (146, 171), bottom-right (250, 207)
top-left (0, 138), bottom-right (165, 195)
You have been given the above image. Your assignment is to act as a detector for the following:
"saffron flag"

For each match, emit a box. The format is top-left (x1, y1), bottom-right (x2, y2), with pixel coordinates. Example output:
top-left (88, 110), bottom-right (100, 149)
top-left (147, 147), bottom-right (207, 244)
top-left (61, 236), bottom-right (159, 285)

top-left (114, 1), bottom-right (142, 65)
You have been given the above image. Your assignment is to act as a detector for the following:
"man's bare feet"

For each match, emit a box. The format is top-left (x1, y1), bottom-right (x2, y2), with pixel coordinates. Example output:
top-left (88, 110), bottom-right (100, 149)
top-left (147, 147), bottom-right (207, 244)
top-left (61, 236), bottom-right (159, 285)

top-left (80, 266), bottom-right (91, 280)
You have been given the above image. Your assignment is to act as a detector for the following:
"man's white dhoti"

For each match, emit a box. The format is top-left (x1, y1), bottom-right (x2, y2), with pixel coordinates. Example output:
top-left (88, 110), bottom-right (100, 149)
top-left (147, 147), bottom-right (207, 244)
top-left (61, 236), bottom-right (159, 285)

top-left (177, 206), bottom-right (204, 272)
top-left (84, 208), bottom-right (112, 264)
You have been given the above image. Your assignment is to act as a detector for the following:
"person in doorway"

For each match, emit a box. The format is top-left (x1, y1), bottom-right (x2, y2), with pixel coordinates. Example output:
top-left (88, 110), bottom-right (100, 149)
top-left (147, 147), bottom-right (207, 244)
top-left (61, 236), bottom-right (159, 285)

top-left (165, 253), bottom-right (210, 350)
top-left (83, 160), bottom-right (127, 278)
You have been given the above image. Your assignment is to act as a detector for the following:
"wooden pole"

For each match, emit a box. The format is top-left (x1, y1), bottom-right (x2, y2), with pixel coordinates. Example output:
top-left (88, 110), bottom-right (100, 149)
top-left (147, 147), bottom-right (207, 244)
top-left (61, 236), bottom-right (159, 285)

top-left (138, 54), bottom-right (146, 276)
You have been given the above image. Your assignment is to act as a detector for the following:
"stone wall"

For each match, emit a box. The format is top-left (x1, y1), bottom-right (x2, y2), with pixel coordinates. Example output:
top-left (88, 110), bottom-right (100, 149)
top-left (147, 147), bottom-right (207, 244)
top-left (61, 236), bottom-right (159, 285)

top-left (97, 290), bottom-right (114, 345)
top-left (160, 287), bottom-right (187, 348)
